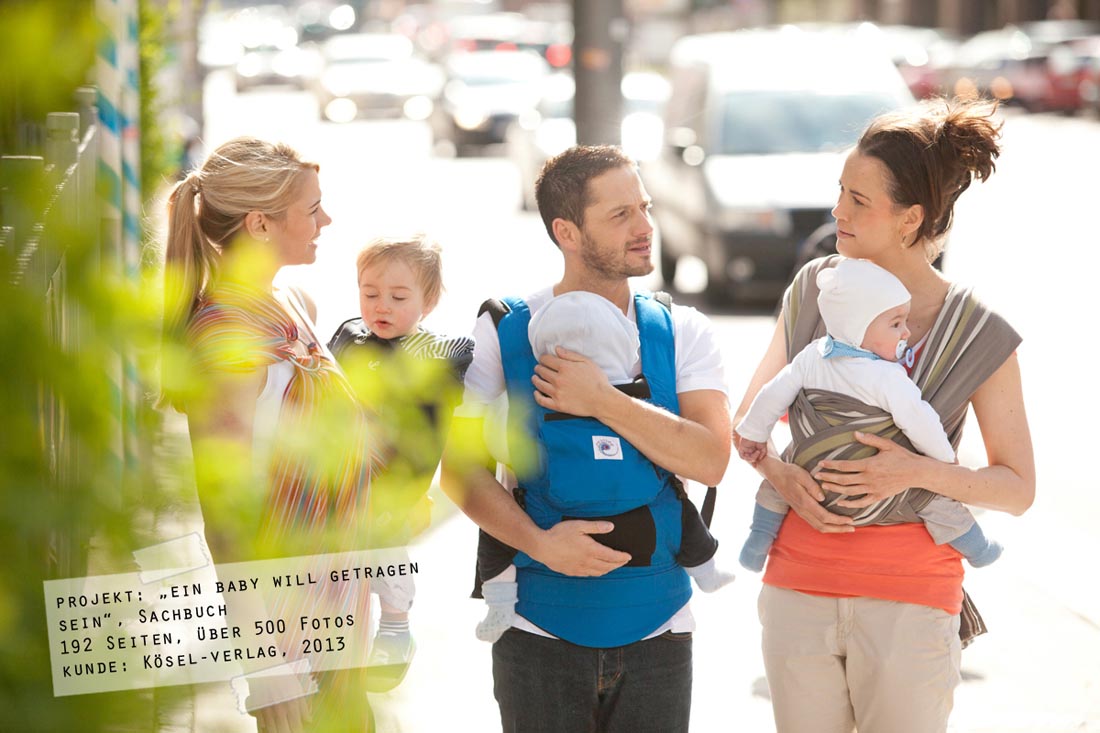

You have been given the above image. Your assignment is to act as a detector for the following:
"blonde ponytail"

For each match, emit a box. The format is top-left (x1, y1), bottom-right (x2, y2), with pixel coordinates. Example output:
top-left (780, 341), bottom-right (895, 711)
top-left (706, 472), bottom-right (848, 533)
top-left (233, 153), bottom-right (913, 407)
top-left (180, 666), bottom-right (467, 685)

top-left (163, 173), bottom-right (214, 345)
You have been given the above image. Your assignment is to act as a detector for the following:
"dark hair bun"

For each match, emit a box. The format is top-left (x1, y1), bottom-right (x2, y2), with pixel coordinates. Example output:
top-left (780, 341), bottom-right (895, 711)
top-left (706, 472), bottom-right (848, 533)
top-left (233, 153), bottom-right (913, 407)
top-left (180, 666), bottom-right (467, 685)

top-left (938, 99), bottom-right (1001, 193)
top-left (858, 97), bottom-right (1002, 257)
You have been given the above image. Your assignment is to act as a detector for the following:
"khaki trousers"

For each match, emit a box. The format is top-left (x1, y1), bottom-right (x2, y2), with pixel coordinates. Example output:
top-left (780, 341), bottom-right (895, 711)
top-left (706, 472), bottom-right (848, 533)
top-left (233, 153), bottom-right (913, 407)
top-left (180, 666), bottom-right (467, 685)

top-left (758, 585), bottom-right (961, 733)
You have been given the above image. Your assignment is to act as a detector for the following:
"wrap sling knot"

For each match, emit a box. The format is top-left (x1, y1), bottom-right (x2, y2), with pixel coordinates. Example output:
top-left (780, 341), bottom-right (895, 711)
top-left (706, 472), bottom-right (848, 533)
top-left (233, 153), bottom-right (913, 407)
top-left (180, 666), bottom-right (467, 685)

top-left (186, 282), bottom-right (374, 545)
top-left (775, 254), bottom-right (1021, 645)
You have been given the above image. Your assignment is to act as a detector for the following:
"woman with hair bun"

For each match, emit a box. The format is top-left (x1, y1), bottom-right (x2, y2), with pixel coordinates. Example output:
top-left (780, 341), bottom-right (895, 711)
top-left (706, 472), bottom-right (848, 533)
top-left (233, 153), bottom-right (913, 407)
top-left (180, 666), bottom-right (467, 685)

top-left (161, 137), bottom-right (374, 731)
top-left (733, 98), bottom-right (1035, 733)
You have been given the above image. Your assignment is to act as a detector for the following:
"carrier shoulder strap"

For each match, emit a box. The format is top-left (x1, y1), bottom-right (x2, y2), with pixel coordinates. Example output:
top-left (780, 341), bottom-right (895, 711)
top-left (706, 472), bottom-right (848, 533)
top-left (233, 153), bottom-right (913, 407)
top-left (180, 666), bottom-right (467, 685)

top-left (327, 317), bottom-right (370, 359)
top-left (478, 298), bottom-right (511, 329)
top-left (701, 485), bottom-right (716, 528)
top-left (648, 290), bottom-right (717, 528)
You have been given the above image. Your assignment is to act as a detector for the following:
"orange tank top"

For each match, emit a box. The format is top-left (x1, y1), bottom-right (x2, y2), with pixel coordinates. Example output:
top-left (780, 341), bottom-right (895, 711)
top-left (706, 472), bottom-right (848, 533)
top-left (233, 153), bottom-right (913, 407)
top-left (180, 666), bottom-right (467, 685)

top-left (762, 338), bottom-right (965, 615)
top-left (762, 513), bottom-right (964, 614)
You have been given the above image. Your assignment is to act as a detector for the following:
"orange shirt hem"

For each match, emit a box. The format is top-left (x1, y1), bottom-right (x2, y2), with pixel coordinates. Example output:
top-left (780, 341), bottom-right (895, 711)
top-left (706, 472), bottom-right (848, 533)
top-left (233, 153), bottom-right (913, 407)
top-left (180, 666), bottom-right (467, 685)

top-left (762, 512), bottom-right (965, 615)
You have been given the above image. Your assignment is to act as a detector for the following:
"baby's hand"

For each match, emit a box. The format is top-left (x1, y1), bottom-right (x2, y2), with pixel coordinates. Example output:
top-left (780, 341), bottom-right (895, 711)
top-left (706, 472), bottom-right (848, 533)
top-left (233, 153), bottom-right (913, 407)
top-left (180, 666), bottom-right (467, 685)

top-left (738, 439), bottom-right (767, 466)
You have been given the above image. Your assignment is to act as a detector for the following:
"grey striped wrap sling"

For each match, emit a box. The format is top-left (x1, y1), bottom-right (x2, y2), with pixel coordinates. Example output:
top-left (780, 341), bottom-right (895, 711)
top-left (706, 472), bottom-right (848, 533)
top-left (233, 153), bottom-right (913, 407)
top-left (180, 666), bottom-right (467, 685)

top-left (775, 255), bottom-right (1021, 644)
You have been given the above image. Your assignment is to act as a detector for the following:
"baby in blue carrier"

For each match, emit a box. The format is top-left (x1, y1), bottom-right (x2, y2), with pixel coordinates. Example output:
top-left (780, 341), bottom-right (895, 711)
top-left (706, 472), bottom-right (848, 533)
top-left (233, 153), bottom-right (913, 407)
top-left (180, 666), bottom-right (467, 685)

top-left (474, 290), bottom-right (734, 643)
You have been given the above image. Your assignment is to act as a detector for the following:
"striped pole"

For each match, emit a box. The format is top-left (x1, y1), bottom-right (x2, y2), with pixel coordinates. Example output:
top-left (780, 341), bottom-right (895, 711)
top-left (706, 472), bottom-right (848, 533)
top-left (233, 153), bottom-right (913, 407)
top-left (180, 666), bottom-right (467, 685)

top-left (120, 0), bottom-right (142, 282)
top-left (118, 0), bottom-right (143, 494)
top-left (96, 0), bottom-right (142, 498)
top-left (96, 0), bottom-right (126, 493)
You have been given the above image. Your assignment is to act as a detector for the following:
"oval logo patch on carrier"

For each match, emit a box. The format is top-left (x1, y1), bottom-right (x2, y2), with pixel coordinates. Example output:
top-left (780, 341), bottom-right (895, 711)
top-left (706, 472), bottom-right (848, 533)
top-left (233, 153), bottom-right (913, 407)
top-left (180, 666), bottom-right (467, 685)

top-left (592, 435), bottom-right (623, 460)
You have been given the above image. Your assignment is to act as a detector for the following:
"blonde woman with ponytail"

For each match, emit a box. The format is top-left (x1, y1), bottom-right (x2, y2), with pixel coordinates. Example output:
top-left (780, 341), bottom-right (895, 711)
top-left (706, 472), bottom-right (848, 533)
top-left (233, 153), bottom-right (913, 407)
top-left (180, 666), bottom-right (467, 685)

top-left (162, 137), bottom-right (374, 731)
top-left (733, 99), bottom-right (1035, 733)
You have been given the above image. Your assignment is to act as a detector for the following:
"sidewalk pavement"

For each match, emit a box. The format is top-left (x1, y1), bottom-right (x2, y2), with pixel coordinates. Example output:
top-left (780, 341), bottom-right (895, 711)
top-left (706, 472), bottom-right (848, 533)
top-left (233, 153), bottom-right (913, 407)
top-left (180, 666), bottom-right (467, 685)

top-left (160, 415), bottom-right (1100, 732)
top-left (368, 485), bottom-right (1100, 733)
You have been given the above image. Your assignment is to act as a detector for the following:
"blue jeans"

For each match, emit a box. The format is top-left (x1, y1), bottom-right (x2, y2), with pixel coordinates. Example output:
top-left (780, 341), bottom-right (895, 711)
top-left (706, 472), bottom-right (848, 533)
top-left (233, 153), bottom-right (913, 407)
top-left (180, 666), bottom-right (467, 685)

top-left (492, 628), bottom-right (693, 732)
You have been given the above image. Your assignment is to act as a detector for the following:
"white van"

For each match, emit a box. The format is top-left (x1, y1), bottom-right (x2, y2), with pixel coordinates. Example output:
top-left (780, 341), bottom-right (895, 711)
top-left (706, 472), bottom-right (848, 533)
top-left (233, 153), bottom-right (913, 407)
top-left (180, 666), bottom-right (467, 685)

top-left (644, 25), bottom-right (915, 304)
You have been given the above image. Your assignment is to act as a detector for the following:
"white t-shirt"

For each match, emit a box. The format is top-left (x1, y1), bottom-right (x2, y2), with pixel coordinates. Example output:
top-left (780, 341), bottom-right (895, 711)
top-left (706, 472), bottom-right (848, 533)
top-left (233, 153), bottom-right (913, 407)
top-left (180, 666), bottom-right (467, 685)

top-left (455, 287), bottom-right (729, 639)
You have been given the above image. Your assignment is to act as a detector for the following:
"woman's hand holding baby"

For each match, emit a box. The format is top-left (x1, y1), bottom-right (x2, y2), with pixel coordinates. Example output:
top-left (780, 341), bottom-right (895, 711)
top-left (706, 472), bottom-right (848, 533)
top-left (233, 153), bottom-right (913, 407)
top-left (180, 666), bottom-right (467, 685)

top-left (814, 431), bottom-right (925, 509)
top-left (758, 455), bottom-right (855, 534)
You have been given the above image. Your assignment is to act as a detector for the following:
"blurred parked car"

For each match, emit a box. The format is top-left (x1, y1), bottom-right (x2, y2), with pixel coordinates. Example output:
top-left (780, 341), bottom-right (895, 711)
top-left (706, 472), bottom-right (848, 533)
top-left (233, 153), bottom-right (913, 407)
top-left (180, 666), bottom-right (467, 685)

top-left (443, 11), bottom-right (527, 52)
top-left (943, 20), bottom-right (1100, 111)
top-left (232, 5), bottom-right (312, 91)
top-left (1023, 20), bottom-right (1100, 112)
top-left (235, 44), bottom-right (317, 91)
top-left (440, 11), bottom-right (572, 68)
top-left (644, 27), bottom-right (915, 304)
top-left (1038, 35), bottom-right (1100, 115)
top-left (312, 33), bottom-right (444, 122)
top-left (797, 22), bottom-right (957, 100)
top-left (506, 71), bottom-right (669, 210)
top-left (510, 18), bottom-right (573, 69)
top-left (295, 1), bottom-right (357, 45)
top-left (198, 9), bottom-right (245, 70)
top-left (429, 50), bottom-right (549, 155)
top-left (942, 26), bottom-right (1027, 102)
top-left (875, 24), bottom-right (958, 99)
top-left (1070, 36), bottom-right (1100, 115)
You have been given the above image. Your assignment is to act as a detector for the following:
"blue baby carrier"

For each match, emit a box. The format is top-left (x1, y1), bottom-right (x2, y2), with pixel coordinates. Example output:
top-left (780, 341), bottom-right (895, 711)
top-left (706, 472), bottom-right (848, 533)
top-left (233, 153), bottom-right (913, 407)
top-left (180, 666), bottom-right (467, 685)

top-left (489, 292), bottom-right (692, 648)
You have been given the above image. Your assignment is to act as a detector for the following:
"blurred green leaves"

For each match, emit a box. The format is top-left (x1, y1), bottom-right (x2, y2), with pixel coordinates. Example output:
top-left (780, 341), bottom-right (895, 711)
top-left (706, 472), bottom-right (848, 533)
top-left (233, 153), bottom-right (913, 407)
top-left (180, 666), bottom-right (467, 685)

top-left (341, 346), bottom-right (461, 549)
top-left (1, 2), bottom-right (170, 729)
top-left (138, 0), bottom-right (180, 204)
top-left (0, 2), bottom-right (96, 154)
top-left (0, 153), bottom-right (156, 731)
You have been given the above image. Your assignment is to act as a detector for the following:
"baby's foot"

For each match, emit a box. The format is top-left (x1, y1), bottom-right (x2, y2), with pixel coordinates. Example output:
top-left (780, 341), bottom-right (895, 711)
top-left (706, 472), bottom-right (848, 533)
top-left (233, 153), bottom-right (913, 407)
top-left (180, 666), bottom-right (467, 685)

top-left (968, 540), bottom-right (1004, 568)
top-left (951, 524), bottom-right (1004, 568)
top-left (686, 557), bottom-right (736, 592)
top-left (739, 530), bottom-right (774, 572)
top-left (366, 629), bottom-right (415, 693)
top-left (476, 581), bottom-right (518, 643)
top-left (476, 606), bottom-right (516, 643)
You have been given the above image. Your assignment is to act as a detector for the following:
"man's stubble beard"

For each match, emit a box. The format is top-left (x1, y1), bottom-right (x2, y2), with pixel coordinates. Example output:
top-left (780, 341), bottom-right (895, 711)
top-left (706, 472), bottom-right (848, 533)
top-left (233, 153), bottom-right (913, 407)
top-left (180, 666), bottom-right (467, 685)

top-left (579, 229), bottom-right (654, 281)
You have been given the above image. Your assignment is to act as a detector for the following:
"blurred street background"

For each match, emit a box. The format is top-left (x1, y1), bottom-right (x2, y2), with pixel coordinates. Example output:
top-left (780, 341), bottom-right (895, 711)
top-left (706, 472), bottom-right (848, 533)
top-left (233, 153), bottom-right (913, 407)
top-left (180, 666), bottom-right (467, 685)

top-left (4, 0), bottom-right (1100, 730)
